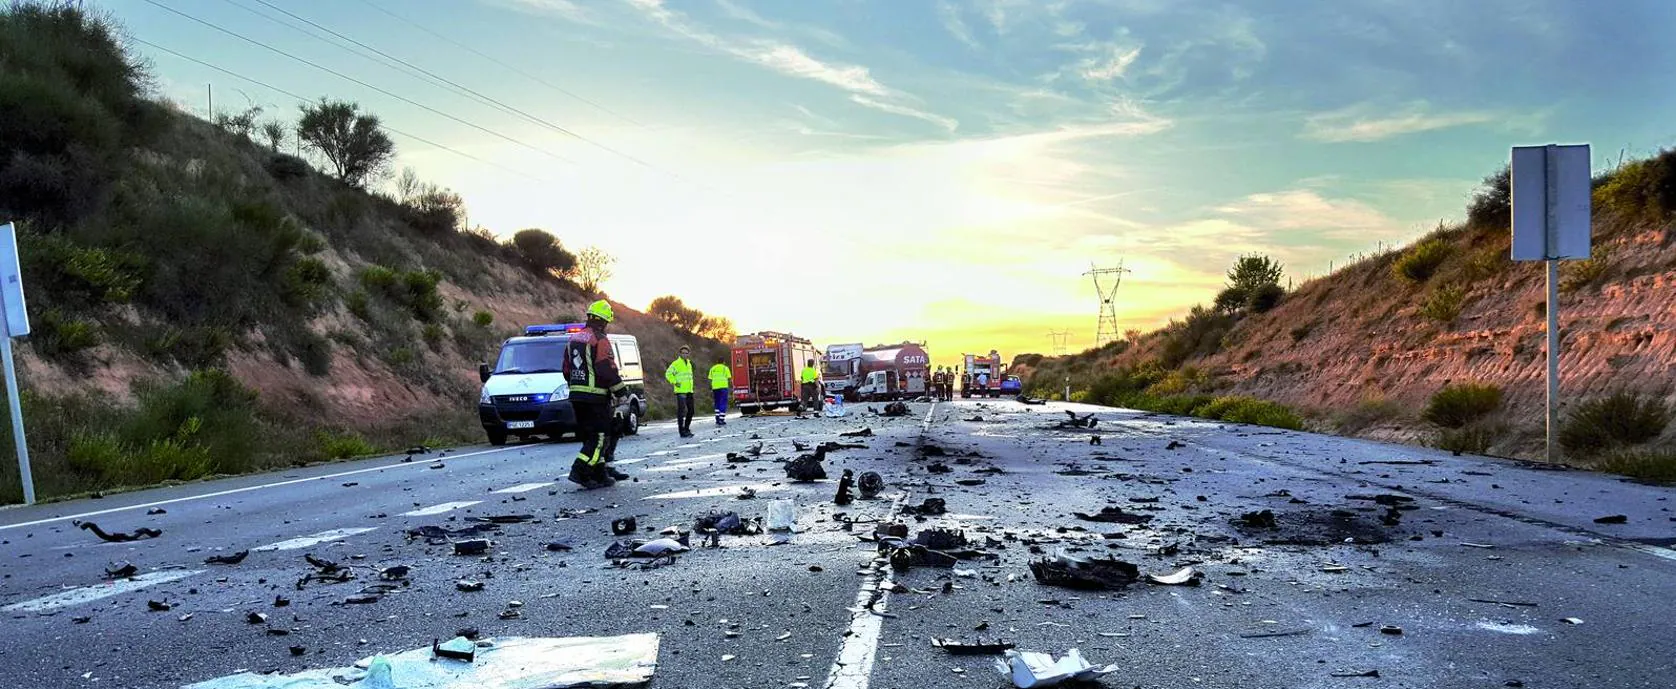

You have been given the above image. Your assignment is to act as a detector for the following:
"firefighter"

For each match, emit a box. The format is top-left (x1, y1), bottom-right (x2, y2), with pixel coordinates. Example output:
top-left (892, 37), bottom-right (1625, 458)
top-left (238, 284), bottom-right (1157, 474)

top-left (708, 360), bottom-right (731, 426)
top-left (666, 345), bottom-right (695, 438)
top-left (563, 300), bottom-right (629, 489)
top-left (800, 359), bottom-right (822, 412)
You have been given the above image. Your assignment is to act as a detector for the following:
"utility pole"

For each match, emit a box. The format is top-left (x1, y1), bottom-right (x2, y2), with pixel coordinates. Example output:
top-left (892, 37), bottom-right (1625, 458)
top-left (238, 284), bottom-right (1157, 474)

top-left (1047, 330), bottom-right (1070, 357)
top-left (206, 83), bottom-right (213, 121)
top-left (1084, 261), bottom-right (1130, 349)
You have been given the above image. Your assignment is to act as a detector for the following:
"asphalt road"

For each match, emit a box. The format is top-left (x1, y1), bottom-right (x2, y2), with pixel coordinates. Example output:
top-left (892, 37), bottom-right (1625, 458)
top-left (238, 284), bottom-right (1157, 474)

top-left (2, 400), bottom-right (1673, 689)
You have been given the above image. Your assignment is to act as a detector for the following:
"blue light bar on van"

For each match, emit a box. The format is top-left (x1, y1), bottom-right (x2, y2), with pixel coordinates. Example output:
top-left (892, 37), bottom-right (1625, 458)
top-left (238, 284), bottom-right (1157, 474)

top-left (525, 323), bottom-right (586, 336)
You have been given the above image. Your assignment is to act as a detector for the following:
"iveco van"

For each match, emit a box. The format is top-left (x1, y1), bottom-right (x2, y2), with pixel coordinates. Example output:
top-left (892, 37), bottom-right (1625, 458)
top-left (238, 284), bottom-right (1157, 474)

top-left (477, 323), bottom-right (646, 445)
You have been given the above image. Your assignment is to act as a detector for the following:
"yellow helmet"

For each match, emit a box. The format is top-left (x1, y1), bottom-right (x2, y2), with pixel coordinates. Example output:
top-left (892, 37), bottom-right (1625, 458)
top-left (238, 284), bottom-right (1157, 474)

top-left (586, 299), bottom-right (615, 323)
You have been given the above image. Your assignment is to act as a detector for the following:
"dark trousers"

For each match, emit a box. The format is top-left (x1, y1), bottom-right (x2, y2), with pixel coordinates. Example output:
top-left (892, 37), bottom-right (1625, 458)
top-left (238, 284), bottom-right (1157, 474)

top-left (801, 382), bottom-right (822, 411)
top-left (675, 393), bottom-right (694, 433)
top-left (570, 397), bottom-right (610, 483)
top-left (713, 389), bottom-right (728, 421)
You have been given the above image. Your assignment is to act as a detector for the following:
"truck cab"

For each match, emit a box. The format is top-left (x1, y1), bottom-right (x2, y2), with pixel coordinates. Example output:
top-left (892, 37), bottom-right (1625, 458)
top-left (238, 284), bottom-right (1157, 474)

top-left (477, 324), bottom-right (645, 446)
top-left (856, 369), bottom-right (900, 401)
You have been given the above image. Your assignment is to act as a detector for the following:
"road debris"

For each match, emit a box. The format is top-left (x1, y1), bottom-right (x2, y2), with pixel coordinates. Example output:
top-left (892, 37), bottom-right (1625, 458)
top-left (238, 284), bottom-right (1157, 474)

top-left (1332, 669), bottom-right (1381, 678)
top-left (434, 636), bottom-right (478, 662)
top-left (407, 524), bottom-right (499, 544)
top-left (74, 521), bottom-right (161, 543)
top-left (839, 427), bottom-right (874, 438)
top-left (1594, 514), bottom-right (1628, 524)
top-left (1562, 617), bottom-right (1584, 625)
top-left (470, 514), bottom-right (534, 524)
top-left (104, 562), bottom-right (137, 579)
top-left (695, 510), bottom-right (760, 536)
top-left (452, 540), bottom-right (490, 556)
top-left (927, 462), bottom-right (952, 474)
top-left (956, 479), bottom-right (986, 486)
top-left (858, 471), bottom-right (884, 499)
top-left (880, 402), bottom-right (910, 417)
top-left (993, 648), bottom-right (1117, 688)
top-left (204, 550), bottom-right (249, 565)
top-left (1074, 506), bottom-right (1154, 525)
top-left (903, 498), bottom-right (947, 516)
top-left (246, 612), bottom-right (267, 625)
top-left (912, 527), bottom-right (968, 550)
top-left (1165, 440), bottom-right (1185, 450)
top-left (147, 600), bottom-right (172, 612)
top-left (1147, 566), bottom-right (1202, 586)
top-left (934, 638), bottom-right (1016, 655)
top-left (456, 580), bottom-right (485, 592)
top-left (1057, 411), bottom-right (1099, 429)
top-left (1029, 555), bottom-right (1139, 590)
top-left (1236, 509), bottom-right (1278, 528)
top-left (611, 517), bottom-right (638, 536)
top-left (785, 454), bottom-right (827, 481)
top-left (835, 470), bottom-right (855, 505)
top-left (1380, 625), bottom-right (1403, 635)
top-left (1239, 628), bottom-right (1311, 639)
top-left (379, 565), bottom-right (411, 580)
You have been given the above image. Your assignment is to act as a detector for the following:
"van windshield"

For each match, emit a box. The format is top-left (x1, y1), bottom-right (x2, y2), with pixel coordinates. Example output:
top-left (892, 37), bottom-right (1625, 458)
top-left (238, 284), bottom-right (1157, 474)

top-left (494, 339), bottom-right (569, 375)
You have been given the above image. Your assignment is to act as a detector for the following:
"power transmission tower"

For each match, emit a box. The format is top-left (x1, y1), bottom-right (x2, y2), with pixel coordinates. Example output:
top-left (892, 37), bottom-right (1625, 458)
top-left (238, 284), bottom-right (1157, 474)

top-left (1084, 261), bottom-right (1130, 349)
top-left (1047, 330), bottom-right (1070, 356)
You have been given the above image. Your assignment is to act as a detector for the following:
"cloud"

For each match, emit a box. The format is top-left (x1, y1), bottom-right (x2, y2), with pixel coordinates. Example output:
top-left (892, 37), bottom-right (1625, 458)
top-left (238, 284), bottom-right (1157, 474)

top-left (936, 1), bottom-right (981, 49)
top-left (742, 42), bottom-right (889, 96)
top-left (1214, 189), bottom-right (1396, 234)
top-left (1078, 44), bottom-right (1143, 81)
top-left (1302, 102), bottom-right (1499, 142)
top-left (850, 95), bottom-right (960, 132)
top-left (494, 0), bottom-right (591, 22)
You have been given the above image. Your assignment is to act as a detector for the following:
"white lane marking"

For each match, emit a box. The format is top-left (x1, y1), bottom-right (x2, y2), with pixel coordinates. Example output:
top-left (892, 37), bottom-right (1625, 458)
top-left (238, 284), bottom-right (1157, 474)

top-left (921, 402), bottom-right (939, 432)
top-left (676, 444), bottom-right (701, 449)
top-left (1477, 622), bottom-right (1541, 635)
top-left (648, 450), bottom-right (678, 457)
top-left (701, 438), bottom-right (724, 443)
top-left (643, 484), bottom-right (787, 500)
top-left (4, 570), bottom-right (202, 613)
top-left (615, 457), bottom-right (650, 466)
top-left (0, 446), bottom-right (520, 532)
top-left (253, 527), bottom-right (378, 552)
top-left (824, 495), bottom-right (906, 689)
top-left (492, 482), bottom-right (554, 494)
top-left (641, 454), bottom-right (729, 473)
top-left (399, 501), bottom-right (481, 517)
top-left (1628, 544), bottom-right (1676, 563)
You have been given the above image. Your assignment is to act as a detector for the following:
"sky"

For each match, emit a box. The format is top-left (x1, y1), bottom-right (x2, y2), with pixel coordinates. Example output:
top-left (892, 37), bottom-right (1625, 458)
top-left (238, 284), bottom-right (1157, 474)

top-left (97, 0), bottom-right (1676, 366)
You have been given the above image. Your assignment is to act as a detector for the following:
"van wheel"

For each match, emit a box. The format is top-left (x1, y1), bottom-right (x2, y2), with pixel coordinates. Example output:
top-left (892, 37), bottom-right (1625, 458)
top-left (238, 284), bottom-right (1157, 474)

top-left (487, 429), bottom-right (508, 446)
top-left (624, 409), bottom-right (640, 436)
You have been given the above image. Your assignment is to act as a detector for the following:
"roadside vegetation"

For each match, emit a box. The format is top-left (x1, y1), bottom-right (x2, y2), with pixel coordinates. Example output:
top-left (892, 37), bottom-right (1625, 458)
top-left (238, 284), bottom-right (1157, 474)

top-left (0, 4), bottom-right (724, 502)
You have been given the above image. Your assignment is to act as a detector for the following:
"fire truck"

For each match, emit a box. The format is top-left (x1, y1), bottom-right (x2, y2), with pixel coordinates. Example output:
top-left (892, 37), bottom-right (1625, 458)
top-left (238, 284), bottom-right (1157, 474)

top-left (731, 331), bottom-right (820, 415)
top-left (961, 350), bottom-right (1003, 398)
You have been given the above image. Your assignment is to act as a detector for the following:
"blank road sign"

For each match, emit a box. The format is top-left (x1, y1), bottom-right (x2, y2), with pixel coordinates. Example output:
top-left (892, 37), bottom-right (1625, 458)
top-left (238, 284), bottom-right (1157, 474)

top-left (1510, 144), bottom-right (1591, 261)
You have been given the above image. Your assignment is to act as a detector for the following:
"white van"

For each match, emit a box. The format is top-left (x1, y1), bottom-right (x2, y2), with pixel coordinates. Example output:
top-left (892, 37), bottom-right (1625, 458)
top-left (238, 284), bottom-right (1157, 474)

top-left (477, 323), bottom-right (646, 446)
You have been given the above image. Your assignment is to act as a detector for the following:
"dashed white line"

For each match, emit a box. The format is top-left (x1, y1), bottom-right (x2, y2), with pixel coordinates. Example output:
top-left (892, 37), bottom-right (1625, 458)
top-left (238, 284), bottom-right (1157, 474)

top-left (0, 446), bottom-right (520, 532)
top-left (643, 484), bottom-right (786, 500)
top-left (3, 570), bottom-right (202, 613)
top-left (252, 527), bottom-right (378, 552)
top-left (823, 494), bottom-right (906, 689)
top-left (399, 501), bottom-right (481, 517)
top-left (492, 482), bottom-right (554, 494)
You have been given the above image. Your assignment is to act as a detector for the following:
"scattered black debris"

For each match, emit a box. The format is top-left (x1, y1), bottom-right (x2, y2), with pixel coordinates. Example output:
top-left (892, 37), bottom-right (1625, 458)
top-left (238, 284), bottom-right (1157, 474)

top-left (470, 514), bottom-right (534, 524)
top-left (726, 452), bottom-right (752, 463)
top-left (146, 508), bottom-right (167, 515)
top-left (1331, 670), bottom-right (1381, 678)
top-left (75, 521), bottom-right (161, 543)
top-left (956, 479), bottom-right (986, 486)
top-left (1239, 628), bottom-right (1310, 639)
top-left (1236, 510), bottom-right (1278, 529)
top-left (612, 517), bottom-right (639, 536)
top-left (266, 628), bottom-right (293, 636)
top-left (1019, 396), bottom-right (1047, 405)
top-left (839, 427), bottom-right (874, 438)
top-left (407, 524), bottom-right (499, 544)
top-left (1029, 555), bottom-right (1139, 590)
top-left (544, 539), bottom-right (574, 552)
top-left (927, 462), bottom-right (952, 474)
top-left (965, 416), bottom-right (985, 422)
top-left (859, 471), bottom-right (884, 499)
top-left (304, 554), bottom-right (341, 573)
top-left (1380, 506), bottom-right (1404, 526)
top-left (785, 454), bottom-right (827, 482)
top-left (888, 544), bottom-right (959, 570)
top-left (147, 600), bottom-right (172, 612)
top-left (1075, 506), bottom-right (1154, 525)
top-left (1347, 494), bottom-right (1417, 506)
top-left (246, 612), bottom-right (268, 625)
top-left (289, 645), bottom-right (307, 657)
top-left (342, 482), bottom-right (359, 488)
top-left (72, 615), bottom-right (92, 624)
top-left (1467, 598), bottom-right (1538, 607)
top-left (204, 550), bottom-right (249, 566)
top-left (919, 444), bottom-right (948, 457)
top-left (875, 522), bottom-right (909, 539)
top-left (273, 595), bottom-right (290, 607)
top-left (1380, 625), bottom-right (1403, 636)
top-left (1359, 460), bottom-right (1435, 466)
top-left (379, 566), bottom-right (411, 580)
top-left (343, 595), bottom-right (380, 605)
top-left (913, 528), bottom-right (968, 550)
top-left (1090, 435), bottom-right (1102, 446)
top-left (880, 402), bottom-right (910, 417)
top-left (105, 562), bottom-right (137, 579)
top-left (1594, 514), bottom-right (1628, 524)
top-left (835, 470), bottom-right (855, 505)
top-left (736, 487), bottom-right (757, 500)
top-left (407, 445), bottom-right (433, 455)
top-left (1165, 441), bottom-right (1185, 450)
top-left (453, 540), bottom-right (490, 556)
top-left (933, 638), bottom-right (1016, 655)
top-left (903, 498), bottom-right (947, 516)
top-left (456, 580), bottom-right (485, 592)
top-left (1057, 411), bottom-right (1099, 429)
top-left (695, 510), bottom-right (760, 536)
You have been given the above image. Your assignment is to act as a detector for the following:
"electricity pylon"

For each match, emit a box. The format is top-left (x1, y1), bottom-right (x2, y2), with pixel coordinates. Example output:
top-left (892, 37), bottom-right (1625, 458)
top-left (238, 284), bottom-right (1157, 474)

top-left (1084, 261), bottom-right (1130, 349)
top-left (1047, 330), bottom-right (1071, 356)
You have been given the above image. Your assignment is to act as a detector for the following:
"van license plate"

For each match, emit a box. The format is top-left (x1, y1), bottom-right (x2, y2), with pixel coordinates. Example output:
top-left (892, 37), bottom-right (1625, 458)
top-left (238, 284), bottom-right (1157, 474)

top-left (507, 421), bottom-right (535, 430)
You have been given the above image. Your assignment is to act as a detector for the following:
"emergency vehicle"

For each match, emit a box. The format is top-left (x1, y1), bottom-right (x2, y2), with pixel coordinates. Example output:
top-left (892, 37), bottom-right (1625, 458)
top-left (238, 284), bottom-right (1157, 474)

top-left (477, 323), bottom-right (646, 446)
top-left (961, 350), bottom-right (1003, 398)
top-left (731, 331), bottom-right (820, 415)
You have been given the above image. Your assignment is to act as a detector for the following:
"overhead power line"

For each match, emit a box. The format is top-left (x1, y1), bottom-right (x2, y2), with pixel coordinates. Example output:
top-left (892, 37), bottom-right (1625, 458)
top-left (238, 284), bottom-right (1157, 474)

top-left (131, 37), bottom-right (550, 183)
top-left (138, 0), bottom-right (574, 165)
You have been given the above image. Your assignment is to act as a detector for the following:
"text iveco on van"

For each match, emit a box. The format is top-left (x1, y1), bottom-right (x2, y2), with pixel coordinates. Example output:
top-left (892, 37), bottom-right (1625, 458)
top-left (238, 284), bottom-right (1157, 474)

top-left (477, 324), bottom-right (646, 446)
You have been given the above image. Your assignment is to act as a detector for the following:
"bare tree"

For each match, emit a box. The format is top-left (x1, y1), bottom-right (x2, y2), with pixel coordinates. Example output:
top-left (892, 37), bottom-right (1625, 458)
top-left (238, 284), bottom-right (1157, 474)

top-left (395, 166), bottom-right (422, 204)
top-left (575, 246), bottom-right (615, 294)
top-left (296, 99), bottom-right (395, 188)
top-left (214, 104), bottom-right (263, 140)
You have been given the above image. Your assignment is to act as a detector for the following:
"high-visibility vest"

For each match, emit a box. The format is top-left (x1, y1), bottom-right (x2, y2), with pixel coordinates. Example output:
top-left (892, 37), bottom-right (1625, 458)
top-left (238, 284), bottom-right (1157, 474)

top-left (665, 358), bottom-right (694, 394)
top-left (708, 363), bottom-right (731, 390)
top-left (563, 328), bottom-right (623, 399)
top-left (801, 366), bottom-right (819, 384)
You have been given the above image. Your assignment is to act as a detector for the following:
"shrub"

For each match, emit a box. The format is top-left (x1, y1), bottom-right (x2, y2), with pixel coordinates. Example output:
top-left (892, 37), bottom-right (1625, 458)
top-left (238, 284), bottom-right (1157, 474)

top-left (1435, 424), bottom-right (1497, 456)
top-left (407, 187), bottom-right (464, 235)
top-left (281, 257), bottom-right (333, 308)
top-left (1194, 395), bottom-right (1303, 430)
top-left (472, 310), bottom-right (493, 327)
top-left (1466, 167), bottom-right (1511, 230)
top-left (296, 99), bottom-right (394, 187)
top-left (294, 330), bottom-right (332, 376)
top-left (124, 370), bottom-right (262, 474)
top-left (1213, 286), bottom-right (1246, 313)
top-left (1559, 391), bottom-right (1669, 454)
top-left (143, 326), bottom-right (232, 368)
top-left (314, 430), bottom-right (377, 460)
top-left (1560, 246), bottom-right (1612, 293)
top-left (1247, 283), bottom-right (1285, 313)
top-left (1593, 448), bottom-right (1676, 484)
top-left (1335, 396), bottom-right (1402, 434)
top-left (346, 291), bottom-right (372, 320)
top-left (1422, 383), bottom-right (1502, 428)
top-left (1150, 394), bottom-right (1214, 416)
top-left (1420, 283), bottom-right (1467, 322)
top-left (1594, 149), bottom-right (1676, 225)
top-left (31, 310), bottom-right (100, 358)
top-left (1289, 325), bottom-right (1312, 342)
top-left (265, 153), bottom-right (311, 180)
top-left (1159, 306), bottom-right (1234, 368)
top-left (510, 229), bottom-right (577, 277)
top-left (422, 322), bottom-right (445, 350)
top-left (67, 432), bottom-right (213, 487)
top-left (1393, 238), bottom-right (1453, 283)
top-left (359, 266), bottom-right (442, 321)
top-left (21, 232), bottom-right (142, 308)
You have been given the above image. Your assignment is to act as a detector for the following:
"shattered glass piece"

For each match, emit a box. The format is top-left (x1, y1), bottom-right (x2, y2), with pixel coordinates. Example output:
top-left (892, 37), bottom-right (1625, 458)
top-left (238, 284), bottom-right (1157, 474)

top-left (434, 636), bottom-right (478, 662)
top-left (992, 648), bottom-right (1118, 688)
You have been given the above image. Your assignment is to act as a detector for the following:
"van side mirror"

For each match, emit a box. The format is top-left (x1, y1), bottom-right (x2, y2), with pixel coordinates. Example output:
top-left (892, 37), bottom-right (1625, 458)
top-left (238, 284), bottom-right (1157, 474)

top-left (478, 363), bottom-right (491, 383)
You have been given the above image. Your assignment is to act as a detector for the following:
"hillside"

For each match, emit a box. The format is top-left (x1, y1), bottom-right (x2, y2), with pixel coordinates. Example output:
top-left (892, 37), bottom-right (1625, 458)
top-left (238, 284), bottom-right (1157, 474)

top-left (1017, 156), bottom-right (1676, 476)
top-left (0, 5), bottom-right (728, 503)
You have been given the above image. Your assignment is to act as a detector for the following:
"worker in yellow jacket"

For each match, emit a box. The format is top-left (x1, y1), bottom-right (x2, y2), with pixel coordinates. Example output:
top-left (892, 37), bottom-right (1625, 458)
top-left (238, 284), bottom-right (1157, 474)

top-left (665, 345), bottom-right (695, 438)
top-left (708, 361), bottom-right (732, 426)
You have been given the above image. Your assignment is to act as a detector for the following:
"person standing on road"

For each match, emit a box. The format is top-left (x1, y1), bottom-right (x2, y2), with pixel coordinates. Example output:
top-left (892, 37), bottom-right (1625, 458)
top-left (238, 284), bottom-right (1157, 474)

top-left (800, 359), bottom-right (822, 413)
top-left (666, 345), bottom-right (696, 438)
top-left (708, 360), bottom-right (731, 426)
top-left (563, 300), bottom-right (630, 488)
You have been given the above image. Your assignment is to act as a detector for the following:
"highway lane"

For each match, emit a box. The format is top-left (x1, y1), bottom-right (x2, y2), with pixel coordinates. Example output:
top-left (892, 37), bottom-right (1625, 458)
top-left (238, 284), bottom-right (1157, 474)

top-left (2, 400), bottom-right (1673, 688)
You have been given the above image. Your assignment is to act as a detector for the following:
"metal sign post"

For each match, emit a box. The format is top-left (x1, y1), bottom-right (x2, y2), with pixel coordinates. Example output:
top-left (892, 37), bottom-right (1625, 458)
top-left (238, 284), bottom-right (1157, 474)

top-left (0, 223), bottom-right (31, 503)
top-left (1510, 145), bottom-right (1591, 463)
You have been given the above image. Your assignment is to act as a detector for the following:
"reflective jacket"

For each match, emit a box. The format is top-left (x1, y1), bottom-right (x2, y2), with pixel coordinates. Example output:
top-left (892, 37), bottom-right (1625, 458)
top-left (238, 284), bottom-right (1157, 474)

top-left (800, 366), bottom-right (820, 384)
top-left (708, 363), bottom-right (732, 390)
top-left (562, 326), bottom-right (623, 400)
top-left (665, 358), bottom-right (694, 394)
